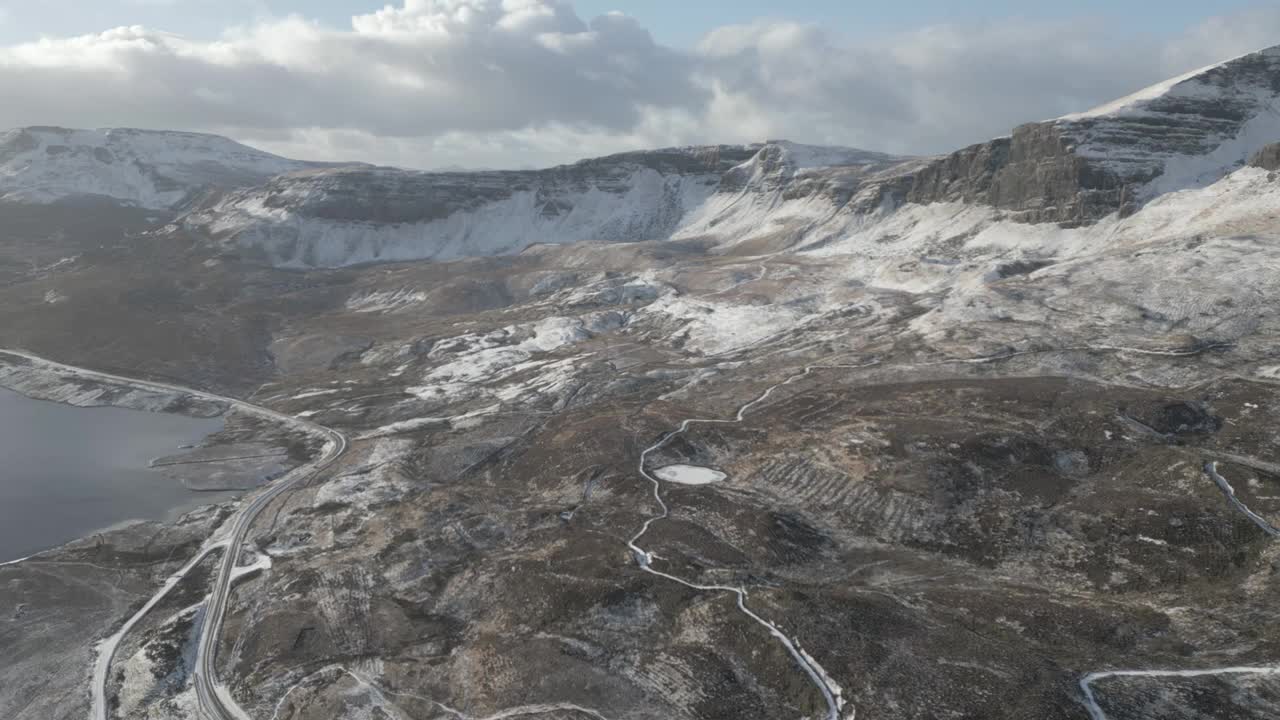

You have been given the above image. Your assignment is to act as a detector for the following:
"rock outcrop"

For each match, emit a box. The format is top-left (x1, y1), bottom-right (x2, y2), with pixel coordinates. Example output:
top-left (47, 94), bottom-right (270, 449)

top-left (904, 123), bottom-right (1134, 225)
top-left (1248, 142), bottom-right (1280, 171)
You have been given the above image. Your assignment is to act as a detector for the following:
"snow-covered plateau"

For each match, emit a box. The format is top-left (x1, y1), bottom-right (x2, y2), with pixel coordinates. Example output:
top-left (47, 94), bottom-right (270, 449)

top-left (0, 126), bottom-right (331, 209)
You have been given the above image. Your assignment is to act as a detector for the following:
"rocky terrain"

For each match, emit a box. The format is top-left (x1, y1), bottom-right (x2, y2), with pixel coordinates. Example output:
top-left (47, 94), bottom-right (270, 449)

top-left (4, 44), bottom-right (1280, 720)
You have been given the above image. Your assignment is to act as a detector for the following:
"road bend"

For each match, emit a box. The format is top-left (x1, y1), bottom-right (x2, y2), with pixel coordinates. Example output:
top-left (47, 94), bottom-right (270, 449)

top-left (0, 350), bottom-right (346, 720)
top-left (1078, 461), bottom-right (1280, 719)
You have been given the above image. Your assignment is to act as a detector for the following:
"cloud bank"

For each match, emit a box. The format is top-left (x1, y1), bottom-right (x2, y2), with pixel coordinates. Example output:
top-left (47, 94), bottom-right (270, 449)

top-left (2, 0), bottom-right (1278, 168)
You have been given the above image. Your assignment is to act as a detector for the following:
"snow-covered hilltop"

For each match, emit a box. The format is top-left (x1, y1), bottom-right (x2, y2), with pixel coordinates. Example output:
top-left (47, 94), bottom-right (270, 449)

top-left (0, 127), bottom-right (329, 210)
top-left (5, 45), bottom-right (1280, 266)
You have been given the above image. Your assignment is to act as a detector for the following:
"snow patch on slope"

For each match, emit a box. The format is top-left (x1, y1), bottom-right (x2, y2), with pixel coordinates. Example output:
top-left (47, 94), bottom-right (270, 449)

top-left (407, 314), bottom-right (621, 404)
top-left (809, 165), bottom-right (1280, 280)
top-left (1145, 89), bottom-right (1280, 197)
top-left (642, 294), bottom-right (812, 355)
top-left (798, 164), bottom-right (1280, 345)
top-left (346, 288), bottom-right (430, 313)
top-left (186, 141), bottom-right (917, 268)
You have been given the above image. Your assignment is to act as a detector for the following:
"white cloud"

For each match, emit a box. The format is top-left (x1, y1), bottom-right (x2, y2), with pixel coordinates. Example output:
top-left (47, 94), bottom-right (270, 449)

top-left (692, 10), bottom-right (1280, 155)
top-left (0, 1), bottom-right (1277, 168)
top-left (0, 2), bottom-right (703, 148)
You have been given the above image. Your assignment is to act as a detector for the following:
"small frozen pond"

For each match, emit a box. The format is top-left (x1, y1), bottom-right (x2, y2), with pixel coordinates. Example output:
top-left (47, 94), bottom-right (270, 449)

top-left (0, 387), bottom-right (229, 563)
top-left (654, 464), bottom-right (727, 485)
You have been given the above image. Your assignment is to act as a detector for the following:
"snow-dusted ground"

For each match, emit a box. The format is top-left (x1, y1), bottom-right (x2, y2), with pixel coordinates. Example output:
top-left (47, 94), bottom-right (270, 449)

top-left (626, 167), bottom-right (1280, 361)
top-left (1057, 47), bottom-right (1280, 199)
top-left (406, 314), bottom-right (618, 405)
top-left (1078, 461), bottom-right (1280, 720)
top-left (0, 357), bottom-right (226, 416)
top-left (90, 542), bottom-right (228, 720)
top-left (795, 165), bottom-right (1280, 346)
top-left (641, 293), bottom-right (816, 355)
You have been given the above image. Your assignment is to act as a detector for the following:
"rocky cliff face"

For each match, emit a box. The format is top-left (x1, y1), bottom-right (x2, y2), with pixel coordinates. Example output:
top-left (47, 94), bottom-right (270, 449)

top-left (184, 142), bottom-right (913, 267)
top-left (222, 145), bottom-right (759, 226)
top-left (1249, 142), bottom-right (1280, 171)
top-left (903, 124), bottom-right (1134, 225)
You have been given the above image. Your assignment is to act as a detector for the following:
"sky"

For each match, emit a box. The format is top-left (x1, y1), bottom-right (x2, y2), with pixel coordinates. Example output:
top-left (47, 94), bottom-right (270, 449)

top-left (0, 0), bottom-right (1277, 169)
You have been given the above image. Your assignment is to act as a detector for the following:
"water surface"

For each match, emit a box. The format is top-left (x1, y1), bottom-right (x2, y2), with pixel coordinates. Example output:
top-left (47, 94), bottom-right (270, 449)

top-left (0, 387), bottom-right (230, 562)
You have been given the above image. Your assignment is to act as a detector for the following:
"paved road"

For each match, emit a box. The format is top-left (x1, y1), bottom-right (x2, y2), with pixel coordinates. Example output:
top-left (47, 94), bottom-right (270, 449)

top-left (1078, 461), bottom-right (1280, 719)
top-left (0, 350), bottom-right (347, 720)
top-left (193, 424), bottom-right (345, 720)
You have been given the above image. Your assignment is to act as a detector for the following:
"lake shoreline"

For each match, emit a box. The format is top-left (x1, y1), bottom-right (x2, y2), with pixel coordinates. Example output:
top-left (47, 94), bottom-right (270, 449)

top-left (0, 386), bottom-right (234, 563)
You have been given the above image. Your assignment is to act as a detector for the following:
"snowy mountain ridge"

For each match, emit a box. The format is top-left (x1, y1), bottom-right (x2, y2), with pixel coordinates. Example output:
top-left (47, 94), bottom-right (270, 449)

top-left (6, 45), bottom-right (1280, 267)
top-left (183, 142), bottom-right (914, 267)
top-left (186, 44), bottom-right (1280, 268)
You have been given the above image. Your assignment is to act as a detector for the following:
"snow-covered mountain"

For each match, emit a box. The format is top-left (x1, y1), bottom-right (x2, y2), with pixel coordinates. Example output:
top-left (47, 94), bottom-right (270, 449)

top-left (686, 44), bottom-right (1280, 249)
top-left (6, 45), bottom-right (1280, 267)
top-left (185, 45), bottom-right (1280, 268)
top-left (0, 127), bottom-right (331, 210)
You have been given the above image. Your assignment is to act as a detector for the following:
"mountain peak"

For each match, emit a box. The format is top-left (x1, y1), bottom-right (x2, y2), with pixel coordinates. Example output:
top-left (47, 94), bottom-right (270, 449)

top-left (1049, 45), bottom-right (1280, 200)
top-left (1059, 45), bottom-right (1280, 122)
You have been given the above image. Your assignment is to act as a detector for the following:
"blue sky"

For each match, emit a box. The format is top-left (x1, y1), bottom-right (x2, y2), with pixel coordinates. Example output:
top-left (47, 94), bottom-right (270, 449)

top-left (0, 1), bottom-right (1276, 168)
top-left (0, 0), bottom-right (1264, 45)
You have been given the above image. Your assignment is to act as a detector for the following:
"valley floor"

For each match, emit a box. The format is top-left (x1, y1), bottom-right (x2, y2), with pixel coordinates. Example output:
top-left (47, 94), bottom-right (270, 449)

top-left (4, 172), bottom-right (1280, 720)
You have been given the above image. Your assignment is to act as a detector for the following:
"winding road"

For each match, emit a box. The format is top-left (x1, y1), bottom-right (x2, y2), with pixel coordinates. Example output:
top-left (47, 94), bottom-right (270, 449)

top-left (0, 337), bottom-right (1249, 720)
top-left (1078, 461), bottom-right (1280, 719)
top-left (0, 350), bottom-right (347, 720)
top-left (628, 361), bottom-right (877, 720)
top-left (192, 418), bottom-right (345, 720)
